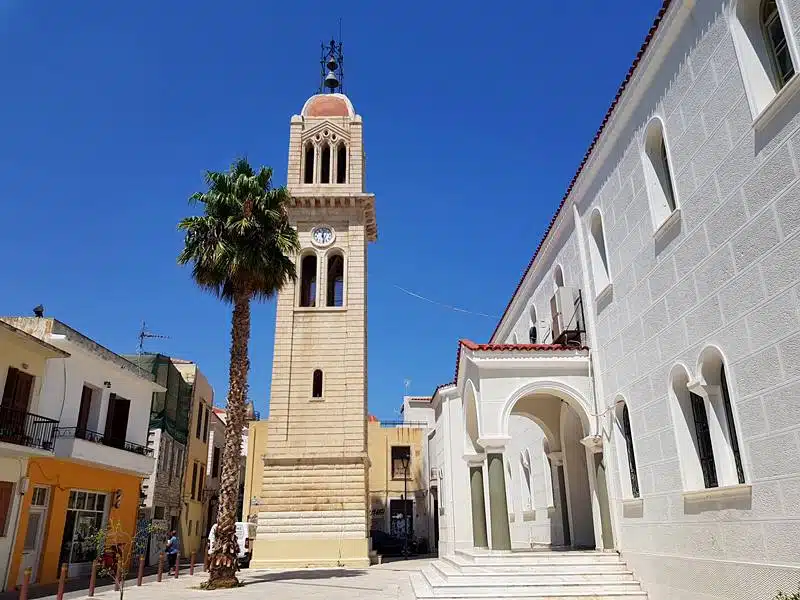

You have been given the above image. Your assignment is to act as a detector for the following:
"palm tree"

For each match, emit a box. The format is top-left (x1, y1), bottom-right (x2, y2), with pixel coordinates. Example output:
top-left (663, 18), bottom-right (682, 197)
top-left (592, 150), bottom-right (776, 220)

top-left (178, 158), bottom-right (299, 588)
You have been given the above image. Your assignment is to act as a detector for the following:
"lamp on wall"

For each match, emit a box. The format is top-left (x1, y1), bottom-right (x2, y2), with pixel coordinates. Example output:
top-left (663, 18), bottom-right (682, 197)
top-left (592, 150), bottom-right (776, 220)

top-left (18, 477), bottom-right (29, 496)
top-left (113, 489), bottom-right (124, 508)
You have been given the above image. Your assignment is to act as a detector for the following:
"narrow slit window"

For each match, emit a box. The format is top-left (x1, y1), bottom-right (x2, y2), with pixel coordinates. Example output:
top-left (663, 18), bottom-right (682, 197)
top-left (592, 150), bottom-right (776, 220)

top-left (299, 254), bottom-right (317, 307)
top-left (336, 145), bottom-right (347, 183)
top-left (589, 210), bottom-right (611, 293)
top-left (304, 144), bottom-right (315, 184)
top-left (690, 392), bottom-right (718, 489)
top-left (312, 369), bottom-right (323, 398)
top-left (720, 365), bottom-right (746, 484)
top-left (326, 254), bottom-right (344, 307)
top-left (528, 305), bottom-right (537, 344)
top-left (621, 404), bottom-right (640, 498)
top-left (320, 144), bottom-right (331, 183)
top-left (762, 0), bottom-right (795, 89)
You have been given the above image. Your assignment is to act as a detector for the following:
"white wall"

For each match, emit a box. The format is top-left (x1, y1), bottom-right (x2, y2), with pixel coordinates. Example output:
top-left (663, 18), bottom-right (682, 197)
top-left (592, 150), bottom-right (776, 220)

top-left (36, 342), bottom-right (154, 447)
top-left (489, 1), bottom-right (800, 597)
top-left (0, 457), bottom-right (26, 591)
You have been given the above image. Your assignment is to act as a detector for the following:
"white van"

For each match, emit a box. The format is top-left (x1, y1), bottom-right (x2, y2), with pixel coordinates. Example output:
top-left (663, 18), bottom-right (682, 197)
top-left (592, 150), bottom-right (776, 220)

top-left (208, 522), bottom-right (257, 568)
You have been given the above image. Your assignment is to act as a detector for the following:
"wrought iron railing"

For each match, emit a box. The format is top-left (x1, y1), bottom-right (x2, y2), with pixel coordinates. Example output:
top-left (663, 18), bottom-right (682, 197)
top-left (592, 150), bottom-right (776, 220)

top-left (55, 427), bottom-right (154, 457)
top-left (0, 406), bottom-right (59, 451)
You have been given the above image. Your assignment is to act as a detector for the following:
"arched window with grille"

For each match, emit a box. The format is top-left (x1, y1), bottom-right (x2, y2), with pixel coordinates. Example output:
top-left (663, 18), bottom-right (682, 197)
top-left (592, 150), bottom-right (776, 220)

top-left (326, 252), bottom-right (345, 307)
top-left (762, 0), bottom-right (795, 88)
top-left (320, 143), bottom-right (331, 183)
top-left (642, 118), bottom-right (678, 229)
top-left (336, 144), bottom-right (347, 183)
top-left (303, 143), bottom-right (315, 184)
top-left (299, 254), bottom-right (317, 307)
top-left (312, 369), bottom-right (323, 398)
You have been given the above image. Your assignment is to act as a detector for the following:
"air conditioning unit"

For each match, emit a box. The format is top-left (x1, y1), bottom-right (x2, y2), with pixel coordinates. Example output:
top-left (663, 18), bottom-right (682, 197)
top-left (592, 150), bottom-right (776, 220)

top-left (550, 286), bottom-right (582, 344)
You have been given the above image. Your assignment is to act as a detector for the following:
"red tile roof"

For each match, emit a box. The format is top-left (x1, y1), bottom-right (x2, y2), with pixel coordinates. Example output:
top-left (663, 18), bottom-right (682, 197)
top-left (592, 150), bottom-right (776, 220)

top-left (489, 0), bottom-right (674, 342)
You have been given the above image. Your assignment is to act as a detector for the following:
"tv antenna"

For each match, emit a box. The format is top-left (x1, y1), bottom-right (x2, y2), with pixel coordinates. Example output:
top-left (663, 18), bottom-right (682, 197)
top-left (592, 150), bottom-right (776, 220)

top-left (137, 321), bottom-right (170, 356)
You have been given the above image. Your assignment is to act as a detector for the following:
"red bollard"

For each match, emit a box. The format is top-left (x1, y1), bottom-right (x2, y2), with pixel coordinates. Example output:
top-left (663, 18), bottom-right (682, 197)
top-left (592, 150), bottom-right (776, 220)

top-left (174, 553), bottom-right (180, 578)
top-left (137, 555), bottom-right (144, 586)
top-left (19, 568), bottom-right (31, 600)
top-left (56, 563), bottom-right (67, 600)
top-left (189, 551), bottom-right (195, 576)
top-left (88, 561), bottom-right (97, 597)
top-left (157, 552), bottom-right (164, 582)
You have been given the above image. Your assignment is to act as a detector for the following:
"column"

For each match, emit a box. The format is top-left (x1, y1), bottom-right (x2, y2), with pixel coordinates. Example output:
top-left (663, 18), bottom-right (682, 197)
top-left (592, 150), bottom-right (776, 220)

top-left (547, 451), bottom-right (569, 547)
top-left (580, 435), bottom-right (606, 550)
top-left (486, 453), bottom-right (511, 551)
top-left (469, 465), bottom-right (489, 548)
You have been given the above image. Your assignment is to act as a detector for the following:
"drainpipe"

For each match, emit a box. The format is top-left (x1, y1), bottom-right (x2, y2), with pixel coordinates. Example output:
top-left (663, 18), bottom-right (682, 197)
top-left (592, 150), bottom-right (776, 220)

top-left (4, 458), bottom-right (26, 591)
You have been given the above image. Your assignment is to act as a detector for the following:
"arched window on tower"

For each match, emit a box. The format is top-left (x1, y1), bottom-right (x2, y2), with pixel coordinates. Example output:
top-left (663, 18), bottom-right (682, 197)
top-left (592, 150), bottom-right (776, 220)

top-left (336, 144), bottom-right (347, 183)
top-left (762, 0), bottom-right (795, 89)
top-left (320, 143), bottom-right (331, 184)
top-left (589, 210), bottom-right (611, 295)
top-left (299, 254), bottom-right (317, 307)
top-left (312, 369), bottom-right (323, 398)
top-left (304, 143), bottom-right (315, 184)
top-left (643, 118), bottom-right (678, 229)
top-left (614, 400), bottom-right (640, 498)
top-left (326, 252), bottom-right (345, 307)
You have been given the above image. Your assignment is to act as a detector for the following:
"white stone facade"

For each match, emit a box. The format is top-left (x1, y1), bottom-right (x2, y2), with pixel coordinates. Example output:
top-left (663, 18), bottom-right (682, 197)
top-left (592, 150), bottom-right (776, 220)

top-left (428, 2), bottom-right (800, 598)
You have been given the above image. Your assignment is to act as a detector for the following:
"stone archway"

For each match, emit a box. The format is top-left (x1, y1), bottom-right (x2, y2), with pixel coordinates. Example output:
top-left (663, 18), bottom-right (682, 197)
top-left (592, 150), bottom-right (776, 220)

top-left (500, 382), bottom-right (612, 552)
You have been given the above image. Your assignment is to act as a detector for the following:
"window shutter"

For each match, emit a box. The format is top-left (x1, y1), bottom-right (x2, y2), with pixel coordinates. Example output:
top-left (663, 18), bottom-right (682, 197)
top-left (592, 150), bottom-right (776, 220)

top-left (690, 392), bottom-right (718, 488)
top-left (0, 481), bottom-right (14, 535)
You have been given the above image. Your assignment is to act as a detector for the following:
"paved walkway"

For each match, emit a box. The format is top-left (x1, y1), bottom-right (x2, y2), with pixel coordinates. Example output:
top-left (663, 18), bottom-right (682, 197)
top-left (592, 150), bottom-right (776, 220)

top-left (16, 560), bottom-right (429, 600)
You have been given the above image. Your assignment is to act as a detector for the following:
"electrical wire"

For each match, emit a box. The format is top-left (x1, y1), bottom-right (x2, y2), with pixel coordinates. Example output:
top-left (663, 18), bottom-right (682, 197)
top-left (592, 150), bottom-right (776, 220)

top-left (393, 285), bottom-right (499, 319)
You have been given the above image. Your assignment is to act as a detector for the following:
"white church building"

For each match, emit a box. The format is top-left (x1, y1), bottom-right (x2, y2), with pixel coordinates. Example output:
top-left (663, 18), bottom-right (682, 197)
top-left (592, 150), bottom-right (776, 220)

top-left (421, 1), bottom-right (800, 598)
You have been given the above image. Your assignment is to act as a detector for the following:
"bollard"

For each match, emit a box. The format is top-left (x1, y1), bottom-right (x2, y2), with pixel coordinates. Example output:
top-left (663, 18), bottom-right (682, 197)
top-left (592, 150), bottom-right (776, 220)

top-left (56, 563), bottom-right (67, 600)
top-left (157, 552), bottom-right (164, 582)
top-left (174, 553), bottom-right (180, 578)
top-left (89, 561), bottom-right (97, 597)
top-left (190, 551), bottom-right (195, 575)
top-left (19, 568), bottom-right (31, 600)
top-left (137, 555), bottom-right (145, 586)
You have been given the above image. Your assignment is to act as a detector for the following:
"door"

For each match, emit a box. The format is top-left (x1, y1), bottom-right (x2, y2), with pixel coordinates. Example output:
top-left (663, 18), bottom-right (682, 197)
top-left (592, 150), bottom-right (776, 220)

top-left (18, 487), bottom-right (49, 584)
top-left (1, 368), bottom-right (34, 443)
top-left (431, 487), bottom-right (439, 551)
top-left (103, 394), bottom-right (130, 449)
top-left (76, 386), bottom-right (93, 437)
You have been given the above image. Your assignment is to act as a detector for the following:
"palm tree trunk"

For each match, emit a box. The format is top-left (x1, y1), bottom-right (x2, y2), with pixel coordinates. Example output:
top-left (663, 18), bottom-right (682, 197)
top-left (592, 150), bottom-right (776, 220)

top-left (206, 292), bottom-right (250, 589)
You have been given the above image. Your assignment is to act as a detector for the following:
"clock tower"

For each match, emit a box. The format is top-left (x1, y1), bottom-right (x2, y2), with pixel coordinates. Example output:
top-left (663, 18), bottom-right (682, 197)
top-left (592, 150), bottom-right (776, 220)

top-left (251, 42), bottom-right (376, 569)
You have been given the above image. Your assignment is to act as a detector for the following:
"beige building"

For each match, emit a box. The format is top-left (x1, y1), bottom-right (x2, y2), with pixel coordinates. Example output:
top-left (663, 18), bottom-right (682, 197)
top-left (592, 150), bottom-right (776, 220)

top-left (367, 417), bottom-right (430, 550)
top-left (174, 361), bottom-right (214, 558)
top-left (242, 420), bottom-right (268, 522)
top-left (251, 79), bottom-right (377, 567)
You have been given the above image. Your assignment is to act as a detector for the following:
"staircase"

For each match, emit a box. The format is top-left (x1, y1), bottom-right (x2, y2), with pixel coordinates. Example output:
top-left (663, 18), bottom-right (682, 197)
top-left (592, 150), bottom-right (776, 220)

top-left (410, 548), bottom-right (648, 599)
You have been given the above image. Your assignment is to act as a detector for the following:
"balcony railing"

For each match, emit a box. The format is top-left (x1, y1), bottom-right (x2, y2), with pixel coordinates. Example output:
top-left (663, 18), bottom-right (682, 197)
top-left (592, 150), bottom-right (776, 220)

top-left (378, 421), bottom-right (428, 428)
top-left (55, 427), bottom-right (154, 457)
top-left (0, 406), bottom-right (59, 451)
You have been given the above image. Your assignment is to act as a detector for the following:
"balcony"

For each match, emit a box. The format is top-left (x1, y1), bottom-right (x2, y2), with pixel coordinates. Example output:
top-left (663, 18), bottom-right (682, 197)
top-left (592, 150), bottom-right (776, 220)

top-left (54, 427), bottom-right (155, 476)
top-left (0, 406), bottom-right (59, 453)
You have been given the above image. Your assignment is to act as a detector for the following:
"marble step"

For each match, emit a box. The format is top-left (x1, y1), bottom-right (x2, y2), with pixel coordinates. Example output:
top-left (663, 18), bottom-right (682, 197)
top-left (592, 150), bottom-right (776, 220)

top-left (410, 570), bottom-right (648, 600)
top-left (454, 549), bottom-right (624, 566)
top-left (443, 554), bottom-right (632, 574)
top-left (432, 559), bottom-right (636, 583)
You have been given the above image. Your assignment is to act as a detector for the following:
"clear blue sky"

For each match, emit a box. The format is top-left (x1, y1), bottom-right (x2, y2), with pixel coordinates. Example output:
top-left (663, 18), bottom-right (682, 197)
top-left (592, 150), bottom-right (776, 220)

top-left (0, 0), bottom-right (663, 420)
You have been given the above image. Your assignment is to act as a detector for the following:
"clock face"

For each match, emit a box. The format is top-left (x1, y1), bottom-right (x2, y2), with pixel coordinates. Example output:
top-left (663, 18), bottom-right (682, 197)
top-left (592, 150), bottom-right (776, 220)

top-left (311, 226), bottom-right (335, 247)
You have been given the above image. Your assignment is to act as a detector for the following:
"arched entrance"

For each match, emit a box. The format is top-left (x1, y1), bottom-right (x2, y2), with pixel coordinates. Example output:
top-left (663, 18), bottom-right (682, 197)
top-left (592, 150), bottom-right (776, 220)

top-left (501, 385), bottom-right (613, 552)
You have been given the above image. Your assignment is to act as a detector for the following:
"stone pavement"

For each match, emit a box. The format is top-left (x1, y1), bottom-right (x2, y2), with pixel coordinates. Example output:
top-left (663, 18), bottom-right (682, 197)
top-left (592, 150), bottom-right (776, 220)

top-left (26, 559), bottom-right (429, 600)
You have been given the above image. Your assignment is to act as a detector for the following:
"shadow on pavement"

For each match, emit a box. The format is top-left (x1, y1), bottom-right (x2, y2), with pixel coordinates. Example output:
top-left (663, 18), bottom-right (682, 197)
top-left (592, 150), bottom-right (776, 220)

top-left (243, 569), bottom-right (366, 584)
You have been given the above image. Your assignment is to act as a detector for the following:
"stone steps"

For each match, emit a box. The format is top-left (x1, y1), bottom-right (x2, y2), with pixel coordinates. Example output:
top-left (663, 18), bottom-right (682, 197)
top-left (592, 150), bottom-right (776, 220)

top-left (410, 550), bottom-right (648, 600)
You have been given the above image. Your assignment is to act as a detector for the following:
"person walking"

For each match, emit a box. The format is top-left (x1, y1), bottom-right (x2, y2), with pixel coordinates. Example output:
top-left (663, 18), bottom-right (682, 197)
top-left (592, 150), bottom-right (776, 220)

top-left (166, 530), bottom-right (180, 573)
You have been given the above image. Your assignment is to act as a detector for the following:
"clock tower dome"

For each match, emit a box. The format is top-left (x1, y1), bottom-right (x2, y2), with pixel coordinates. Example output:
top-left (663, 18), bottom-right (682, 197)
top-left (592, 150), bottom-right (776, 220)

top-left (251, 42), bottom-right (376, 569)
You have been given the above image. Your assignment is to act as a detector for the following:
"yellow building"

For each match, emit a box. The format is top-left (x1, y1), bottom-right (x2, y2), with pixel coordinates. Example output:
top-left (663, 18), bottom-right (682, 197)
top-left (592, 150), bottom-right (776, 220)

top-left (366, 417), bottom-right (429, 549)
top-left (174, 361), bottom-right (213, 559)
top-left (242, 420), bottom-right (268, 522)
top-left (0, 320), bottom-right (69, 590)
top-left (0, 316), bottom-right (161, 588)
